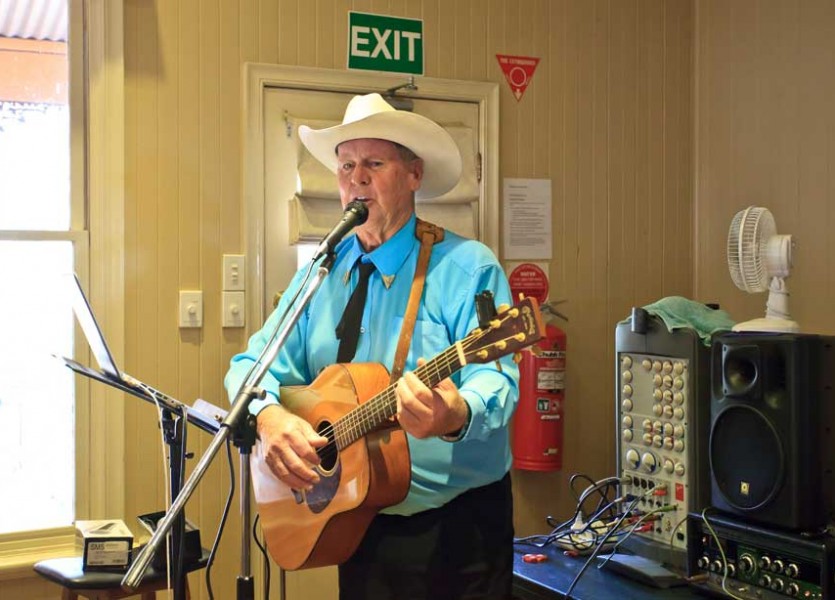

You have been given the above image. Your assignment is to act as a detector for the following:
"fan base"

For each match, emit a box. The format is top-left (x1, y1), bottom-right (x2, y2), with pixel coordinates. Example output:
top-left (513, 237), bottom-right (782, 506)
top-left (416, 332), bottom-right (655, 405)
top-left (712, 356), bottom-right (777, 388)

top-left (732, 316), bottom-right (800, 333)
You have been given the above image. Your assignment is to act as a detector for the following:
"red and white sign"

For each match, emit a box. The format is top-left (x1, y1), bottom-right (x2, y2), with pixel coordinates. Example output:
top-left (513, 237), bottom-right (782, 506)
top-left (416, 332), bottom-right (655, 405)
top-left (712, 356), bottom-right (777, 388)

top-left (508, 262), bottom-right (549, 304)
top-left (496, 54), bottom-right (540, 101)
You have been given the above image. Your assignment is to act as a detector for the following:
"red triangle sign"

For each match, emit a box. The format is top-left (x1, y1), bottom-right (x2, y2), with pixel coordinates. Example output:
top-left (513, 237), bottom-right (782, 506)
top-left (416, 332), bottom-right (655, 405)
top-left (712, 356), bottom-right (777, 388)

top-left (496, 54), bottom-right (540, 101)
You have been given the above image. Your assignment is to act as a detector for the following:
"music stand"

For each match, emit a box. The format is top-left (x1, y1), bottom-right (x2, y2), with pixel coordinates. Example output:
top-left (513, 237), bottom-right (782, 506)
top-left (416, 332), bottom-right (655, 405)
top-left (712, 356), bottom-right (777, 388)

top-left (60, 274), bottom-right (224, 600)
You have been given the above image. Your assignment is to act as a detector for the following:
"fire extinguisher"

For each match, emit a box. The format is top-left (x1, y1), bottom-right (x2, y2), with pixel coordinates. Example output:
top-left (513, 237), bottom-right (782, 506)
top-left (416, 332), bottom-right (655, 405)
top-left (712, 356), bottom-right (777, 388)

top-left (512, 321), bottom-right (566, 471)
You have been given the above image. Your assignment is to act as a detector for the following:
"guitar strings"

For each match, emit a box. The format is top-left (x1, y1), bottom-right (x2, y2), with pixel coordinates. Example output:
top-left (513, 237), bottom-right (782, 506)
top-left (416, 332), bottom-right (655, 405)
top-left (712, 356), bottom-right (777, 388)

top-left (311, 326), bottom-right (522, 463)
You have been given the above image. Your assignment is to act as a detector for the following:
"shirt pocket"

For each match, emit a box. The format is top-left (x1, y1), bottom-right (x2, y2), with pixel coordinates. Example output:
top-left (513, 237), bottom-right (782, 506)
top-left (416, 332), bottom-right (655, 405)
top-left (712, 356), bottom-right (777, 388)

top-left (390, 316), bottom-right (451, 365)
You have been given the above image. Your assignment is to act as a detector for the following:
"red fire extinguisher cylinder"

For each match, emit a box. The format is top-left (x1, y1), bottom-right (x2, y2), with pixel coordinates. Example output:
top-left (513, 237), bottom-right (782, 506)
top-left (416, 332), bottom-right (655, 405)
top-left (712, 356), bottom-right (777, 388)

top-left (512, 323), bottom-right (566, 471)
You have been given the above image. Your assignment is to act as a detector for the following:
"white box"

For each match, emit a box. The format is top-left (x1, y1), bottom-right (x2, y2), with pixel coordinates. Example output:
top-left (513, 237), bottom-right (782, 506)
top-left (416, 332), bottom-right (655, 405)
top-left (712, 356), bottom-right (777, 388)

top-left (75, 519), bottom-right (134, 570)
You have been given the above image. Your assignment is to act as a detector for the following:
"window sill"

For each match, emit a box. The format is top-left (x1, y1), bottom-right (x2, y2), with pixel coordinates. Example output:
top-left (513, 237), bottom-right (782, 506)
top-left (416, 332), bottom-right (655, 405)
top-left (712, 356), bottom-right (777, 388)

top-left (0, 527), bottom-right (77, 581)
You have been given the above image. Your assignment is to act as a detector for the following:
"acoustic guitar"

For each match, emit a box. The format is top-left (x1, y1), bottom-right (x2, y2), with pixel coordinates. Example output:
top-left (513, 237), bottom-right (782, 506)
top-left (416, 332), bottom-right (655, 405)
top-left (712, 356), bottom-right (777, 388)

top-left (251, 296), bottom-right (544, 570)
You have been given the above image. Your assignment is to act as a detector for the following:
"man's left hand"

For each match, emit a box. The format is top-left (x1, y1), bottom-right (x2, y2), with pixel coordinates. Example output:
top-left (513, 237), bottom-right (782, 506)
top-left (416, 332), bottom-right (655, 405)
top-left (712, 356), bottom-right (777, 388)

top-left (395, 357), bottom-right (469, 439)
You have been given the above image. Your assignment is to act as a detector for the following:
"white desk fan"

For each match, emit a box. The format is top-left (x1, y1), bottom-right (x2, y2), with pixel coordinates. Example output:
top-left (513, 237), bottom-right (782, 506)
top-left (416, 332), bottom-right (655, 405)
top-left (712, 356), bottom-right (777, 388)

top-left (726, 206), bottom-right (799, 332)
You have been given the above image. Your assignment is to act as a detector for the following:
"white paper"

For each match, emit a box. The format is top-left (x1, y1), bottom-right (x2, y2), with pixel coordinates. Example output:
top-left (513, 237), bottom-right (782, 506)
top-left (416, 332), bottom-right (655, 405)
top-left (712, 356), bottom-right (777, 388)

top-left (502, 178), bottom-right (552, 260)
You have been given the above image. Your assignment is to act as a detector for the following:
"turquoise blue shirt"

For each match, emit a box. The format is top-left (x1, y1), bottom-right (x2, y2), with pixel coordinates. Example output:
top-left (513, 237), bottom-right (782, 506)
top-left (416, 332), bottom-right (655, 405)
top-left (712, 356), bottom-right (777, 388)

top-left (224, 214), bottom-right (519, 515)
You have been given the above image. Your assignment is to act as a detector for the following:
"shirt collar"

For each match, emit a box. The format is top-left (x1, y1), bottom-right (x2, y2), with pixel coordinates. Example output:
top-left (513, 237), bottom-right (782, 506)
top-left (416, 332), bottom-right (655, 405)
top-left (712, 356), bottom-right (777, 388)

top-left (342, 213), bottom-right (419, 286)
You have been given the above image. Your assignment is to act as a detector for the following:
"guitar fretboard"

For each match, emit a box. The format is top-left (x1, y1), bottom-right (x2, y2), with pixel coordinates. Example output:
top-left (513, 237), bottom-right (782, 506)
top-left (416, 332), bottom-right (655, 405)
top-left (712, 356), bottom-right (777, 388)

top-left (333, 344), bottom-right (463, 449)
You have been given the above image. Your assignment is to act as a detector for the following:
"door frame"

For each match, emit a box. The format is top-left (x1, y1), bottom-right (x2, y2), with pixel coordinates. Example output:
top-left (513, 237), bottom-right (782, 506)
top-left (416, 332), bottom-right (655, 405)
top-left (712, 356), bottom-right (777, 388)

top-left (243, 63), bottom-right (499, 329)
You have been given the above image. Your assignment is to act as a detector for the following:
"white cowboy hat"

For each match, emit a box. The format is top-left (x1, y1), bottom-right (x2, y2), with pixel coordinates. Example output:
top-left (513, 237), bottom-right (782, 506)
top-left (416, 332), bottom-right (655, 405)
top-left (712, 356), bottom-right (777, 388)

top-left (298, 93), bottom-right (462, 200)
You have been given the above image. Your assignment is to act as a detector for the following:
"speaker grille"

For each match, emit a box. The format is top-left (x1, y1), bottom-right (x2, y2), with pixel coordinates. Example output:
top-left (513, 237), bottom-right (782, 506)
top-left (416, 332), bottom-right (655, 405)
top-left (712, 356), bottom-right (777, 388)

top-left (710, 405), bottom-right (784, 511)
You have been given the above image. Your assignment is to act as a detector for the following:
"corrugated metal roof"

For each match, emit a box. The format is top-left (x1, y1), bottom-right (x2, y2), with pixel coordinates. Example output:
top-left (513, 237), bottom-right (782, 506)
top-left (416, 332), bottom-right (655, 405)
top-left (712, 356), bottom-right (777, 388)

top-left (0, 0), bottom-right (67, 42)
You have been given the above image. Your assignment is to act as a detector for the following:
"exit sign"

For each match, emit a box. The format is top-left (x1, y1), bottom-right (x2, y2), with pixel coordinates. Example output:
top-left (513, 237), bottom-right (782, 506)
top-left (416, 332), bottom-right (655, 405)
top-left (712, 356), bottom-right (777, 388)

top-left (348, 12), bottom-right (424, 75)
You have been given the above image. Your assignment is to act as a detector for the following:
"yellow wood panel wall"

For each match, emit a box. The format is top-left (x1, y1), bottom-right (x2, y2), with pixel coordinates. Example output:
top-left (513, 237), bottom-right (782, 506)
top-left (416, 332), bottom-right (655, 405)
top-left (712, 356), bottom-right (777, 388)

top-left (1, 1), bottom-right (694, 598)
top-left (695, 0), bottom-right (835, 336)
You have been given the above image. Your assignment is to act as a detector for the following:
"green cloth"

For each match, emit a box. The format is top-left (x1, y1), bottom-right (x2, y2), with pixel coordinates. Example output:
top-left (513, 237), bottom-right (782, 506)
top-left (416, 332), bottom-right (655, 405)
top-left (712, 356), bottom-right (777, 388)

top-left (626, 296), bottom-right (736, 346)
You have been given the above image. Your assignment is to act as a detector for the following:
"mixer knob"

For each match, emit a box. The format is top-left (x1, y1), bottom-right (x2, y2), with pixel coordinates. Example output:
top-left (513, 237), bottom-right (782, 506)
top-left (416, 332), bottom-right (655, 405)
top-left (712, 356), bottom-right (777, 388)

top-left (673, 362), bottom-right (684, 375)
top-left (662, 361), bottom-right (673, 374)
top-left (674, 462), bottom-right (685, 477)
top-left (640, 452), bottom-right (658, 473)
top-left (673, 391), bottom-right (684, 405)
top-left (622, 356), bottom-right (633, 368)
top-left (663, 459), bottom-right (674, 474)
top-left (622, 370), bottom-right (633, 383)
top-left (622, 429), bottom-right (633, 442)
top-left (625, 449), bottom-right (640, 469)
top-left (622, 384), bottom-right (633, 397)
top-left (642, 359), bottom-right (652, 371)
top-left (622, 398), bottom-right (633, 412)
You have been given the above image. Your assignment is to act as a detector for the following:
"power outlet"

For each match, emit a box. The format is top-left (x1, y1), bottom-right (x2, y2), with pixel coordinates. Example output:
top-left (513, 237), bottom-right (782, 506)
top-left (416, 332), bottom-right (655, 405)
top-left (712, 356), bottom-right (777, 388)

top-left (222, 291), bottom-right (245, 328)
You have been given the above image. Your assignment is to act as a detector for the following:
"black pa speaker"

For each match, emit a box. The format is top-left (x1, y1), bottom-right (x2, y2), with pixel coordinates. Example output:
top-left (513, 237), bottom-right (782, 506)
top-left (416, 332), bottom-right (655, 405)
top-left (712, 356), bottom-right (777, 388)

top-left (709, 332), bottom-right (835, 532)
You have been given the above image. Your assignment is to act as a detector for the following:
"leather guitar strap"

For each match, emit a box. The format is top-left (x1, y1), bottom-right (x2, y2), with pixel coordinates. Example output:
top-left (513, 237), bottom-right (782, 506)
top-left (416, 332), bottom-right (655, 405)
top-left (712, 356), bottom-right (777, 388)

top-left (389, 219), bottom-right (444, 384)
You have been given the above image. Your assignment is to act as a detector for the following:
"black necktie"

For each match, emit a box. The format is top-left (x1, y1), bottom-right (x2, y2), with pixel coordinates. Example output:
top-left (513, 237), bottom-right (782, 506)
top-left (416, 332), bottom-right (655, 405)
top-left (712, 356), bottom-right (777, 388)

top-left (335, 261), bottom-right (375, 363)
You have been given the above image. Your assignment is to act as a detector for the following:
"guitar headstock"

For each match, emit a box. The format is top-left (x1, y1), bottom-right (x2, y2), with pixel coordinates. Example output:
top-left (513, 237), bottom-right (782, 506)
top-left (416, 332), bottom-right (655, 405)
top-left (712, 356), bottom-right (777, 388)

top-left (462, 296), bottom-right (545, 365)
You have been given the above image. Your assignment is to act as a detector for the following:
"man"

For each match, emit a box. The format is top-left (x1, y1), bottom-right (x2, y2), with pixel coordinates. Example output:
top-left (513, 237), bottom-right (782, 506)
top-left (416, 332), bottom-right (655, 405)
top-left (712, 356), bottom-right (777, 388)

top-left (225, 93), bottom-right (519, 599)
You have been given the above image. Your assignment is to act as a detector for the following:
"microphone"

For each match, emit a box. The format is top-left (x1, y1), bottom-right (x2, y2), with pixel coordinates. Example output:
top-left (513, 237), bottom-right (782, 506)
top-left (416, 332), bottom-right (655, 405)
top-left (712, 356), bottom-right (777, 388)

top-left (311, 200), bottom-right (369, 261)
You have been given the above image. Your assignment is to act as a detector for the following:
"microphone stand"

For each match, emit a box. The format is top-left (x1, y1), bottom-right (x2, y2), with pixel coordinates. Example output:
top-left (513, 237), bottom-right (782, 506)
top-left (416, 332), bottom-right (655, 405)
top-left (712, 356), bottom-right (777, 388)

top-left (122, 254), bottom-right (336, 597)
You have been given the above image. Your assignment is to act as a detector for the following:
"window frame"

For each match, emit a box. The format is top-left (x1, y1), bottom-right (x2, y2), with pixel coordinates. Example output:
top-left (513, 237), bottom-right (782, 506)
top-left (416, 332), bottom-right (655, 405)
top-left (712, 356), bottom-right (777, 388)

top-left (0, 0), bottom-right (125, 578)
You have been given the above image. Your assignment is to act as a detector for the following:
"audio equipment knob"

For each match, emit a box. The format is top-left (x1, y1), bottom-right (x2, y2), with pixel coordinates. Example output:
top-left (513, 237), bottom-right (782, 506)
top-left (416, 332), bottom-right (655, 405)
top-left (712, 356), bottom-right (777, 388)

top-left (784, 563), bottom-right (799, 578)
top-left (653, 404), bottom-right (663, 416)
top-left (622, 399), bottom-right (633, 412)
top-left (673, 407), bottom-right (684, 420)
top-left (622, 370), bottom-right (633, 383)
top-left (622, 429), bottom-right (633, 442)
top-left (643, 419), bottom-right (653, 432)
top-left (709, 559), bottom-right (723, 573)
top-left (642, 433), bottom-right (653, 446)
top-left (770, 578), bottom-right (785, 592)
top-left (674, 462), bottom-right (685, 476)
top-left (673, 376), bottom-right (684, 390)
top-left (662, 375), bottom-right (673, 388)
top-left (653, 389), bottom-right (663, 401)
top-left (758, 574), bottom-right (772, 588)
top-left (653, 434), bottom-right (663, 448)
top-left (663, 405), bottom-right (674, 418)
top-left (673, 439), bottom-right (685, 452)
top-left (663, 437), bottom-right (673, 450)
top-left (622, 356), bottom-right (633, 368)
top-left (662, 361), bottom-right (673, 374)
top-left (653, 420), bottom-right (663, 433)
top-left (673, 391), bottom-right (684, 405)
top-left (642, 358), bottom-right (652, 371)
top-left (663, 459), bottom-right (674, 474)
top-left (771, 559), bottom-right (784, 573)
top-left (623, 384), bottom-right (633, 397)
top-left (653, 374), bottom-right (663, 387)
top-left (738, 555), bottom-right (755, 574)
top-left (759, 556), bottom-right (772, 570)
top-left (662, 390), bottom-right (673, 403)
top-left (673, 424), bottom-right (685, 438)
top-left (673, 362), bottom-right (684, 375)
top-left (787, 582), bottom-right (800, 596)
top-left (663, 423), bottom-right (674, 436)
top-left (697, 555), bottom-right (710, 570)
top-left (652, 360), bottom-right (662, 372)
top-left (622, 415), bottom-right (633, 428)
top-left (625, 449), bottom-right (640, 469)
top-left (726, 564), bottom-right (736, 578)
top-left (640, 452), bottom-right (658, 473)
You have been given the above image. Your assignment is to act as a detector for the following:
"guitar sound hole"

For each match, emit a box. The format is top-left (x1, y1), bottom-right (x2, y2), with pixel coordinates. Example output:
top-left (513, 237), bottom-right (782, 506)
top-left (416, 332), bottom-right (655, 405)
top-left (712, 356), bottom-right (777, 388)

top-left (316, 420), bottom-right (338, 472)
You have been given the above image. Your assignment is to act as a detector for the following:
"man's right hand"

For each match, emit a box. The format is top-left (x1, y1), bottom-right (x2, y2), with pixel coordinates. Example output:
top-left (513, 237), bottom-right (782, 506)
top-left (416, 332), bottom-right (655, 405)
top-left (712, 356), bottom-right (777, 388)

top-left (256, 404), bottom-right (328, 491)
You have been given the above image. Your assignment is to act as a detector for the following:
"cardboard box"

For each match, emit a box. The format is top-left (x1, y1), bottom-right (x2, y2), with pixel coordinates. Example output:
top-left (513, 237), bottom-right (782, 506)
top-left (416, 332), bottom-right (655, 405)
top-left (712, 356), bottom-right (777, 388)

top-left (75, 520), bottom-right (134, 571)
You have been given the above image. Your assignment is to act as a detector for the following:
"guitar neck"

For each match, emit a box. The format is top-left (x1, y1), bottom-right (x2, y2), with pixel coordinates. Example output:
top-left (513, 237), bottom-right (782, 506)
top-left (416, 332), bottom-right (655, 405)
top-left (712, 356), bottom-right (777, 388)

top-left (335, 345), bottom-right (463, 449)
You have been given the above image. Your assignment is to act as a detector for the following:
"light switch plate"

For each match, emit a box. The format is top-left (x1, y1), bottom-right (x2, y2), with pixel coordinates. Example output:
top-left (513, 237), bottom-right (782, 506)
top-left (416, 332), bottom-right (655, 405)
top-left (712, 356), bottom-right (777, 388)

top-left (222, 254), bottom-right (245, 291)
top-left (179, 291), bottom-right (203, 328)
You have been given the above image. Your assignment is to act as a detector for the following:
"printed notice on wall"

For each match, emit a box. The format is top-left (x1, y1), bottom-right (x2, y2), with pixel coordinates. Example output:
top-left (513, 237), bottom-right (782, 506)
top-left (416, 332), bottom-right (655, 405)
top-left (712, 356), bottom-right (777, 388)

top-left (502, 178), bottom-right (552, 260)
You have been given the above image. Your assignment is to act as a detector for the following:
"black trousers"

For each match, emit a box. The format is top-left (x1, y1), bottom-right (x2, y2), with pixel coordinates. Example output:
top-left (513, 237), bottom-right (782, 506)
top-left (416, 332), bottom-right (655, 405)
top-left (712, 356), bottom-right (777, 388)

top-left (338, 473), bottom-right (514, 600)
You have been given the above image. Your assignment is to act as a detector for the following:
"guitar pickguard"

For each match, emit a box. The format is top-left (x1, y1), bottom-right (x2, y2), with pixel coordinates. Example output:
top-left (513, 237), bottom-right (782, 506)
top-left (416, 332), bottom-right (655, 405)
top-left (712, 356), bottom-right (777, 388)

top-left (292, 459), bottom-right (342, 514)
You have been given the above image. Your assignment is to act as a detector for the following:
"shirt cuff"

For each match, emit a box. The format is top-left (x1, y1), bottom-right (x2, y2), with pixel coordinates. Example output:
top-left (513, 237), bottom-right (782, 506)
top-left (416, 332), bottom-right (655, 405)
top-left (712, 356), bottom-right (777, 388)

top-left (440, 398), bottom-right (472, 443)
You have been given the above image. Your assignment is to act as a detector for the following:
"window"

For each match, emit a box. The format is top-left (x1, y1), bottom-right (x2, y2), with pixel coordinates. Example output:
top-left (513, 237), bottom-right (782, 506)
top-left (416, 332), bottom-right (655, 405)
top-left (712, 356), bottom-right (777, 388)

top-left (0, 3), bottom-right (123, 573)
top-left (0, 1), bottom-right (77, 535)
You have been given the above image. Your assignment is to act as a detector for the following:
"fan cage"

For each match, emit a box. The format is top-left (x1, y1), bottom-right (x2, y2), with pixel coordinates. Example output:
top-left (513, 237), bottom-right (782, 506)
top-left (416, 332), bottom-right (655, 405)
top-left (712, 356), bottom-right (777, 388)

top-left (727, 207), bottom-right (775, 293)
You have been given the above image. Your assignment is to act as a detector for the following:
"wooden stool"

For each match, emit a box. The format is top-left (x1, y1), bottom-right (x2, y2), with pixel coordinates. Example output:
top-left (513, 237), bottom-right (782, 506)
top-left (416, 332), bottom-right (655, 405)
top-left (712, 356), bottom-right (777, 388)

top-left (34, 554), bottom-right (205, 600)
